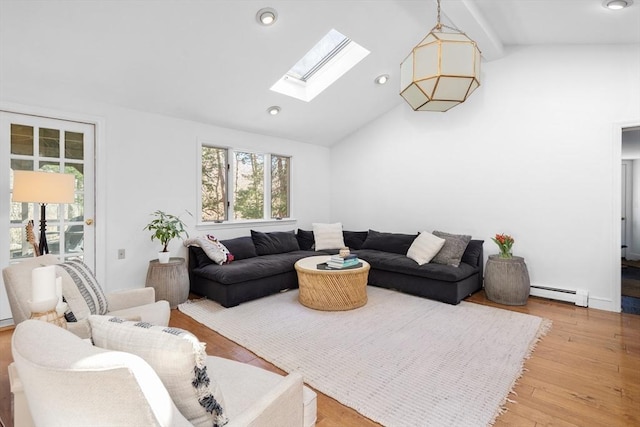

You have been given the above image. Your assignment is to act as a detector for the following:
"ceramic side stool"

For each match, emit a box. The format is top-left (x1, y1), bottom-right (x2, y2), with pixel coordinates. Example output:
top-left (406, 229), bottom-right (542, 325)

top-left (484, 255), bottom-right (530, 305)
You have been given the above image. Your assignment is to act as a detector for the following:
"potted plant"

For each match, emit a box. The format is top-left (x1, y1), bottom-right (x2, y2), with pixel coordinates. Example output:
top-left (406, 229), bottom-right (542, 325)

top-left (143, 210), bottom-right (189, 263)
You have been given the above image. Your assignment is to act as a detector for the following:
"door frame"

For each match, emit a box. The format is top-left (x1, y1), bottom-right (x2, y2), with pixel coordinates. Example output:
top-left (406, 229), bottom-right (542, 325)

top-left (612, 120), bottom-right (640, 313)
top-left (1, 101), bottom-right (107, 286)
top-left (621, 160), bottom-right (632, 260)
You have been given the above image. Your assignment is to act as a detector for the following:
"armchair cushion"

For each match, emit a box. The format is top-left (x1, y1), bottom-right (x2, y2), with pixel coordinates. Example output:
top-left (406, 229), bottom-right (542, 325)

top-left (90, 315), bottom-right (228, 427)
top-left (12, 320), bottom-right (192, 427)
top-left (106, 287), bottom-right (156, 310)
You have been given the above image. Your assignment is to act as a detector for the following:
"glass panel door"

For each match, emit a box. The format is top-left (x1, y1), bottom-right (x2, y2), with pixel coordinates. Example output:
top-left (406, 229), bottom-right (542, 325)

top-left (0, 111), bottom-right (95, 323)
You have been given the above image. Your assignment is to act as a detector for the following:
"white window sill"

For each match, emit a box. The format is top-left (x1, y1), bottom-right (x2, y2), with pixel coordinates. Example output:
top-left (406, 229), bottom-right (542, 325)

top-left (196, 218), bottom-right (297, 231)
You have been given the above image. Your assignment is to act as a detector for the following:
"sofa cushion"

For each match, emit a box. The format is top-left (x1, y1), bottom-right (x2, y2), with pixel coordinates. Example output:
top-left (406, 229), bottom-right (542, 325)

top-left (57, 259), bottom-right (108, 319)
top-left (406, 232), bottom-right (446, 265)
top-left (221, 236), bottom-right (257, 260)
top-left (431, 231), bottom-right (472, 267)
top-left (343, 231), bottom-right (369, 250)
top-left (356, 249), bottom-right (478, 282)
top-left (360, 230), bottom-right (418, 255)
top-left (296, 229), bottom-right (315, 251)
top-left (193, 251), bottom-right (314, 285)
top-left (312, 223), bottom-right (345, 251)
top-left (251, 230), bottom-right (300, 255)
top-left (89, 315), bottom-right (228, 427)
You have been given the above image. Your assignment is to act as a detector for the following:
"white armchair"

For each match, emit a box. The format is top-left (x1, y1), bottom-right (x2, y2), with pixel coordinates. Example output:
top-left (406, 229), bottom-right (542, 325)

top-left (2, 254), bottom-right (170, 338)
top-left (10, 319), bottom-right (317, 427)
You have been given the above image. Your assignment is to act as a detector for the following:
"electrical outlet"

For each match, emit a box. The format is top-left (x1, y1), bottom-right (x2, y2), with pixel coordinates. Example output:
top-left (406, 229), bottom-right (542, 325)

top-left (118, 249), bottom-right (125, 260)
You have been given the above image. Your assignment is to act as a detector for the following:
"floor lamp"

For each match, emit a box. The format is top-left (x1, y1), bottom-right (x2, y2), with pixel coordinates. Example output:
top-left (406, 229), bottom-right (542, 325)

top-left (12, 171), bottom-right (75, 255)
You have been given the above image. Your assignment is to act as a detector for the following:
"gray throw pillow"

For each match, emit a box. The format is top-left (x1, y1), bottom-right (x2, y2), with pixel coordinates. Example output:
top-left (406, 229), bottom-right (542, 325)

top-left (431, 230), bottom-right (472, 267)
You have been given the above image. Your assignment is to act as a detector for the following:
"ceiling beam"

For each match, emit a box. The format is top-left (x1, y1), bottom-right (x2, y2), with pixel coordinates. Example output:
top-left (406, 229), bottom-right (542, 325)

top-left (441, 0), bottom-right (505, 61)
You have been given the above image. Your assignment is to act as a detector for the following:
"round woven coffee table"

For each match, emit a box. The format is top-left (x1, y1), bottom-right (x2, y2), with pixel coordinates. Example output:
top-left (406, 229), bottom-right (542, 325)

top-left (294, 255), bottom-right (370, 311)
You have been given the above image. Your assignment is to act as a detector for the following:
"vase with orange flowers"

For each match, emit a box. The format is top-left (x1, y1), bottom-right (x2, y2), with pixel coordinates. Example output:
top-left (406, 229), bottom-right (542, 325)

top-left (492, 233), bottom-right (514, 259)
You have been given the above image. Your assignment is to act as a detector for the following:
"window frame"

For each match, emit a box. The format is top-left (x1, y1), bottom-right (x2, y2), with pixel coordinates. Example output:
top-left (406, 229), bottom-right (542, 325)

top-left (197, 141), bottom-right (294, 228)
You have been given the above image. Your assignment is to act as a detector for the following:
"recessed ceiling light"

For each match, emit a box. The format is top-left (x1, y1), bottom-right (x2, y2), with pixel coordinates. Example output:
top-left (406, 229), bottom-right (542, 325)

top-left (267, 106), bottom-right (281, 115)
top-left (603, 0), bottom-right (633, 9)
top-left (257, 8), bottom-right (278, 25)
top-left (375, 74), bottom-right (390, 85)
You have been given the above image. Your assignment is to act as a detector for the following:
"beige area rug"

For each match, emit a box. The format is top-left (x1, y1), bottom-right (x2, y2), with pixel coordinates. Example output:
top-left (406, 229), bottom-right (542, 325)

top-left (179, 287), bottom-right (551, 427)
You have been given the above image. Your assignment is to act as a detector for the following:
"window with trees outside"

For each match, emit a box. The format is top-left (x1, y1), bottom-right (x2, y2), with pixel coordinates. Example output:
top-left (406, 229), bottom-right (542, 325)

top-left (201, 145), bottom-right (290, 223)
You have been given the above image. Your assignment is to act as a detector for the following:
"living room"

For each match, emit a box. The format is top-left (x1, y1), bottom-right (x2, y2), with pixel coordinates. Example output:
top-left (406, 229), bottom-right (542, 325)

top-left (0, 1), bottom-right (639, 426)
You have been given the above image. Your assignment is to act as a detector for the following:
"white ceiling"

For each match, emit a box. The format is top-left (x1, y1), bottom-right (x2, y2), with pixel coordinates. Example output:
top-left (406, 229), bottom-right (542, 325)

top-left (1, 0), bottom-right (639, 146)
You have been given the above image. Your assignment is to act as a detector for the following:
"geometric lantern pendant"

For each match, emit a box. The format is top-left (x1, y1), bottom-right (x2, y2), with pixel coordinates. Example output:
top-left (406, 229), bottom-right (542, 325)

top-left (400, 2), bottom-right (481, 112)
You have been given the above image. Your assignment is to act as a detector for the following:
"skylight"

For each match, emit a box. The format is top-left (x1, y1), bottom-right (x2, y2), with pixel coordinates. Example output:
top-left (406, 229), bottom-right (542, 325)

top-left (271, 29), bottom-right (370, 102)
top-left (287, 29), bottom-right (351, 82)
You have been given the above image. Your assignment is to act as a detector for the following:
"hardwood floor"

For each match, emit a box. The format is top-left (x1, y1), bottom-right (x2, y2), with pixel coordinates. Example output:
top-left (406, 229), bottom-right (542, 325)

top-left (0, 291), bottom-right (638, 427)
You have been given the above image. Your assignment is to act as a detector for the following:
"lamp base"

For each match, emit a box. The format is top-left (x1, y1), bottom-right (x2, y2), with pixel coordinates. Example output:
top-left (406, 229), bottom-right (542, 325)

top-left (38, 203), bottom-right (49, 255)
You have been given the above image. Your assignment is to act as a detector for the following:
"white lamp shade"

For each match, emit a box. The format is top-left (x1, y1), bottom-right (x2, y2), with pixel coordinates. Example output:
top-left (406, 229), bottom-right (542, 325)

top-left (12, 171), bottom-right (75, 204)
top-left (400, 30), bottom-right (481, 112)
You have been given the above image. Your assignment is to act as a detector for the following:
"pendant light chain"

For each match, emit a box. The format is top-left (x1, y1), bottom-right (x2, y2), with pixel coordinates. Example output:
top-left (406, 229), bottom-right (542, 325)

top-left (432, 0), bottom-right (464, 34)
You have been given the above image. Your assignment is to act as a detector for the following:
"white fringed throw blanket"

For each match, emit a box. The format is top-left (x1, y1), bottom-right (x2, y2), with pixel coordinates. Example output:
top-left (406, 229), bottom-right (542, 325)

top-left (179, 287), bottom-right (550, 427)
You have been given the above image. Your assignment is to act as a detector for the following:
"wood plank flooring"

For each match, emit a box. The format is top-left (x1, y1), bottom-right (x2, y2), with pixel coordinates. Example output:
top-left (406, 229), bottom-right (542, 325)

top-left (0, 290), bottom-right (638, 427)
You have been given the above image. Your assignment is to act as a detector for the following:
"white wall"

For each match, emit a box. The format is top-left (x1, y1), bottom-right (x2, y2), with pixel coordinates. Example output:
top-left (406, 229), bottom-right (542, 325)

top-left (330, 44), bottom-right (640, 312)
top-left (0, 96), bottom-right (331, 293)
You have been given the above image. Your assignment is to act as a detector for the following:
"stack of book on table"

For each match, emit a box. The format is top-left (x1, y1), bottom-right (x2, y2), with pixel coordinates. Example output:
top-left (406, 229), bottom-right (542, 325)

top-left (326, 254), bottom-right (361, 269)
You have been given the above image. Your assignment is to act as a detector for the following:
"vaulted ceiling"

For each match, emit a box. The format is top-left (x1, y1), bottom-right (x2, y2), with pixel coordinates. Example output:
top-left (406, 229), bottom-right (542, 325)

top-left (1, 0), bottom-right (638, 146)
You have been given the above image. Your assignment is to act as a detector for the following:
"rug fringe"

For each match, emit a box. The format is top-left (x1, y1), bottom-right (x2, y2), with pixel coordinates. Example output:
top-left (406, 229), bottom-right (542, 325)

top-left (488, 317), bottom-right (552, 426)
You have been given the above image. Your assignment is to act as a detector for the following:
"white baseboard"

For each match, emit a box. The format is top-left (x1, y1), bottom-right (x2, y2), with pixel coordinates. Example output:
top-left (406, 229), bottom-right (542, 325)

top-left (529, 284), bottom-right (619, 312)
top-left (529, 284), bottom-right (589, 307)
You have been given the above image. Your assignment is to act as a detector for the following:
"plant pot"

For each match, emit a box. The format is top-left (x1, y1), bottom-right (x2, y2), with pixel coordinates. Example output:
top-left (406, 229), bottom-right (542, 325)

top-left (158, 251), bottom-right (171, 264)
top-left (484, 255), bottom-right (530, 305)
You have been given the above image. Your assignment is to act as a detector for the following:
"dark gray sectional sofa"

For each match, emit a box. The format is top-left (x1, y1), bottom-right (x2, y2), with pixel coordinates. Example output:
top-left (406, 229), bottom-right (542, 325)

top-left (188, 229), bottom-right (484, 308)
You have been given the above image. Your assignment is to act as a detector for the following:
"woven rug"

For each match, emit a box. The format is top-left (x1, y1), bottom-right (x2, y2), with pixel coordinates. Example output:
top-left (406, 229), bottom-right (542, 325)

top-left (179, 287), bottom-right (550, 427)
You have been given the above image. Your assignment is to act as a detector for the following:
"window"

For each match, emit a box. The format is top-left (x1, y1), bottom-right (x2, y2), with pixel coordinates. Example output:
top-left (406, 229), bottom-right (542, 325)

top-left (200, 145), bottom-right (290, 223)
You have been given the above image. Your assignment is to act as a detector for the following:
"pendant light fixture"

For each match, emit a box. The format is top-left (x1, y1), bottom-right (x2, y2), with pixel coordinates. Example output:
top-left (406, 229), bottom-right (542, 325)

top-left (400, 0), bottom-right (482, 112)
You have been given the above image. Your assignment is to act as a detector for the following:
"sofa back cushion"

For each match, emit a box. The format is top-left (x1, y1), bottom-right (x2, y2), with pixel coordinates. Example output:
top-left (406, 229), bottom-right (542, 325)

top-left (343, 231), bottom-right (369, 250)
top-left (89, 315), bottom-right (228, 427)
top-left (360, 230), bottom-right (418, 255)
top-left (191, 246), bottom-right (214, 268)
top-left (296, 229), bottom-right (315, 251)
top-left (221, 236), bottom-right (258, 260)
top-left (251, 230), bottom-right (300, 255)
top-left (461, 240), bottom-right (484, 267)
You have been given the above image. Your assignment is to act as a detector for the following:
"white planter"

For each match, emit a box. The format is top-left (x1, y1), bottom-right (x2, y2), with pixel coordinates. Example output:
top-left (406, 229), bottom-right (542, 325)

top-left (158, 251), bottom-right (171, 264)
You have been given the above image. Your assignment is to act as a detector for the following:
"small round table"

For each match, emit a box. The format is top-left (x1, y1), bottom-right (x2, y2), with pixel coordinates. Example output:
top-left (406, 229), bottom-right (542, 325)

top-left (145, 257), bottom-right (189, 308)
top-left (294, 255), bottom-right (370, 311)
top-left (484, 255), bottom-right (530, 305)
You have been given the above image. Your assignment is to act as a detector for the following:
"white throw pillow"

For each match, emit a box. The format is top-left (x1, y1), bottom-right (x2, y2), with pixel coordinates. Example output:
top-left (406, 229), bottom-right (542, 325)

top-left (89, 315), bottom-right (228, 427)
top-left (312, 222), bottom-right (345, 251)
top-left (407, 231), bottom-right (446, 265)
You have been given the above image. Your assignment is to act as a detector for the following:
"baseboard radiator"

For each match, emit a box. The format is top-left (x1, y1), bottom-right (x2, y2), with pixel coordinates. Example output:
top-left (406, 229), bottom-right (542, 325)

top-left (529, 285), bottom-right (589, 307)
